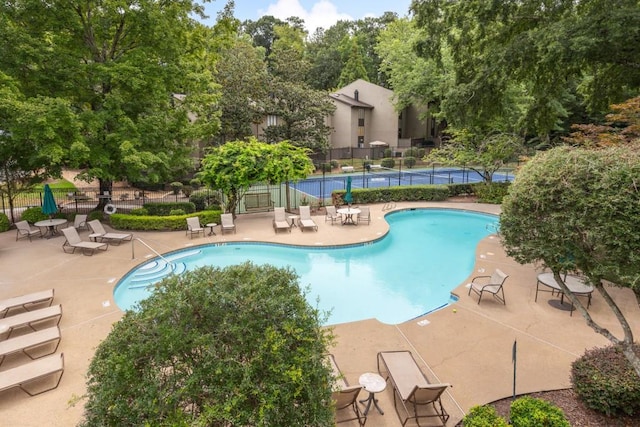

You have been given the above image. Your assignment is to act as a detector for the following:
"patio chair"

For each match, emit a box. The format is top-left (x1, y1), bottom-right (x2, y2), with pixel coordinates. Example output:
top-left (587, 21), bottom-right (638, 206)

top-left (298, 205), bottom-right (318, 232)
top-left (377, 350), bottom-right (450, 426)
top-left (220, 213), bottom-right (236, 234)
top-left (185, 217), bottom-right (205, 239)
top-left (327, 354), bottom-right (366, 426)
top-left (61, 227), bottom-right (108, 256)
top-left (73, 214), bottom-right (88, 231)
top-left (325, 206), bottom-right (340, 225)
top-left (0, 305), bottom-right (62, 339)
top-left (357, 206), bottom-right (370, 225)
top-left (468, 268), bottom-right (509, 305)
top-left (0, 353), bottom-right (64, 396)
top-left (88, 220), bottom-right (133, 245)
top-left (0, 326), bottom-right (61, 366)
top-left (0, 289), bottom-right (54, 318)
top-left (273, 207), bottom-right (291, 233)
top-left (15, 221), bottom-right (42, 242)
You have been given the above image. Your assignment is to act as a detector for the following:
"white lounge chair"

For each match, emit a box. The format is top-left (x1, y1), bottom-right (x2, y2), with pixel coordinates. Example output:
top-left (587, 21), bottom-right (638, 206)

top-left (0, 326), bottom-right (61, 366)
top-left (0, 305), bottom-right (62, 339)
top-left (468, 268), bottom-right (509, 305)
top-left (325, 206), bottom-right (340, 225)
top-left (357, 206), bottom-right (371, 225)
top-left (273, 207), bottom-right (291, 233)
top-left (220, 213), bottom-right (236, 234)
top-left (327, 354), bottom-right (366, 425)
top-left (298, 206), bottom-right (318, 232)
top-left (0, 353), bottom-right (64, 396)
top-left (61, 227), bottom-right (108, 256)
top-left (73, 214), bottom-right (88, 231)
top-left (88, 220), bottom-right (133, 245)
top-left (377, 350), bottom-right (450, 426)
top-left (0, 289), bottom-right (54, 318)
top-left (15, 221), bottom-right (42, 241)
top-left (186, 217), bottom-right (205, 239)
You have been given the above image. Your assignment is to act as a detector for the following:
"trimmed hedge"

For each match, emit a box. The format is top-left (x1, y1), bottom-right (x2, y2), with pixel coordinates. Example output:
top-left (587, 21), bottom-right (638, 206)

top-left (109, 211), bottom-right (220, 231)
top-left (332, 185), bottom-right (450, 205)
top-left (571, 344), bottom-right (640, 417)
top-left (510, 396), bottom-right (570, 427)
top-left (143, 202), bottom-right (196, 216)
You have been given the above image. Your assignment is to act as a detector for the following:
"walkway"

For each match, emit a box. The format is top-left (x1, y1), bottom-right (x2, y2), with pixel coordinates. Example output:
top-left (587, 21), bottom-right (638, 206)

top-left (0, 201), bottom-right (638, 426)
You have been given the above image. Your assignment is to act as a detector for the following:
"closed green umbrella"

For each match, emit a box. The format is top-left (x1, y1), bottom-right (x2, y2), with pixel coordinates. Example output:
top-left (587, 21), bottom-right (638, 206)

top-left (344, 176), bottom-right (353, 205)
top-left (41, 184), bottom-right (58, 217)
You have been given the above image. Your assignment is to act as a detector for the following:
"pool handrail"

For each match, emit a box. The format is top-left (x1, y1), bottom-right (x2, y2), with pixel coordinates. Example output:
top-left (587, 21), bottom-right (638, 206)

top-left (131, 237), bottom-right (175, 271)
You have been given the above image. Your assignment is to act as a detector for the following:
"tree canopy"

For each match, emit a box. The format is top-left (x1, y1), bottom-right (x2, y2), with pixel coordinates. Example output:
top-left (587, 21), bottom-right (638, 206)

top-left (80, 262), bottom-right (334, 426)
top-left (1, 0), bottom-right (220, 205)
top-left (199, 138), bottom-right (314, 213)
top-left (500, 144), bottom-right (640, 377)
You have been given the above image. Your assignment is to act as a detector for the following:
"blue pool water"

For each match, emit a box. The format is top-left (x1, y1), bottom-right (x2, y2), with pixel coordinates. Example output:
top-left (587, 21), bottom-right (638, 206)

top-left (114, 209), bottom-right (498, 325)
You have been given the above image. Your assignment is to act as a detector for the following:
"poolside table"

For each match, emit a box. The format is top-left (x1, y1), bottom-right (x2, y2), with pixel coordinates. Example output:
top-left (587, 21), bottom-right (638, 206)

top-left (337, 208), bottom-right (360, 225)
top-left (35, 219), bottom-right (68, 239)
top-left (535, 273), bottom-right (593, 316)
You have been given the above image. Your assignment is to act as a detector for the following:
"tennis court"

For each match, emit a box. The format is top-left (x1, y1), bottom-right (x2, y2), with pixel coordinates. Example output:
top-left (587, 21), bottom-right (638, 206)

top-left (291, 167), bottom-right (514, 200)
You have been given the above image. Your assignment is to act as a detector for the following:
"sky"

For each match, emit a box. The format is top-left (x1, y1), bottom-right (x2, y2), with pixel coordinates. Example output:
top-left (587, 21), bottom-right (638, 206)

top-left (201, 0), bottom-right (413, 32)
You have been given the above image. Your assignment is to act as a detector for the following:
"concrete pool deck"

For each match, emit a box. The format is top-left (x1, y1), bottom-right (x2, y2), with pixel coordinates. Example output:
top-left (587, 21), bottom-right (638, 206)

top-left (0, 201), bottom-right (638, 426)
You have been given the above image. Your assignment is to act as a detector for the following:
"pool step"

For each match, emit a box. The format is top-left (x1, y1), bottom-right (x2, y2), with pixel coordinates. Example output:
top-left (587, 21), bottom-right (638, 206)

top-left (128, 262), bottom-right (188, 289)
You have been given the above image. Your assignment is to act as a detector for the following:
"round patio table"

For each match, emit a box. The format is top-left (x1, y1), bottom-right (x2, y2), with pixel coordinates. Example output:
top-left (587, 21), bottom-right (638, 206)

top-left (337, 208), bottom-right (361, 225)
top-left (35, 219), bottom-right (68, 239)
top-left (535, 273), bottom-right (594, 316)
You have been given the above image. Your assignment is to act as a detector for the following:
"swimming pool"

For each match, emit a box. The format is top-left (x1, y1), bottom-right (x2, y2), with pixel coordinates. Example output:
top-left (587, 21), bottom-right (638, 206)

top-left (114, 209), bottom-right (498, 325)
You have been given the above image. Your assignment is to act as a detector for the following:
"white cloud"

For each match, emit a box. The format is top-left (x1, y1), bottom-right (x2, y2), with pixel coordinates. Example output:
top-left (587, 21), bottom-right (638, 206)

top-left (262, 0), bottom-right (352, 33)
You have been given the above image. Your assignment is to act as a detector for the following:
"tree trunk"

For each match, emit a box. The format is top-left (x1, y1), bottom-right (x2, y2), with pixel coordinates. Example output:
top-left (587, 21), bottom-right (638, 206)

top-left (97, 179), bottom-right (113, 210)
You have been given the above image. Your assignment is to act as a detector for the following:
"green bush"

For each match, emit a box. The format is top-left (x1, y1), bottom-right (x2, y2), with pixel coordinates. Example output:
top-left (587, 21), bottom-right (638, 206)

top-left (383, 148), bottom-right (393, 157)
top-left (510, 396), bottom-right (570, 427)
top-left (403, 156), bottom-right (416, 168)
top-left (169, 181), bottom-right (183, 195)
top-left (88, 211), bottom-right (104, 221)
top-left (332, 185), bottom-right (449, 205)
top-left (169, 209), bottom-right (186, 216)
top-left (130, 208), bottom-right (149, 216)
top-left (143, 202), bottom-right (196, 216)
top-left (380, 157), bottom-right (395, 169)
top-left (330, 159), bottom-right (339, 169)
top-left (20, 207), bottom-right (48, 223)
top-left (109, 211), bottom-right (220, 231)
top-left (571, 344), bottom-right (640, 417)
top-left (181, 185), bottom-right (193, 197)
top-left (474, 182), bottom-right (511, 204)
top-left (462, 405), bottom-right (509, 427)
top-left (0, 212), bottom-right (10, 232)
top-left (189, 178), bottom-right (201, 189)
top-left (189, 191), bottom-right (219, 212)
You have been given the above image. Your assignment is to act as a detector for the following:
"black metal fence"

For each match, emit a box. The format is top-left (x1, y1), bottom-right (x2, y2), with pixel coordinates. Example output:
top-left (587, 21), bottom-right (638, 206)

top-left (2, 167), bottom-right (514, 223)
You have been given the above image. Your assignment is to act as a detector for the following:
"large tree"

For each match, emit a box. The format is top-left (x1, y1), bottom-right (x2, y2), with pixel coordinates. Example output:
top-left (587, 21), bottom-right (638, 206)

top-left (500, 145), bottom-right (640, 377)
top-left (1, 0), bottom-right (220, 208)
top-left (199, 138), bottom-right (314, 214)
top-left (81, 263), bottom-right (334, 426)
top-left (411, 0), bottom-right (640, 142)
top-left (0, 73), bottom-right (80, 222)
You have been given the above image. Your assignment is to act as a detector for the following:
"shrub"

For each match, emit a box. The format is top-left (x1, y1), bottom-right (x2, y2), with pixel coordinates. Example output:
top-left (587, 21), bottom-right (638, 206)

top-left (169, 181), bottom-right (183, 195)
top-left (189, 191), bottom-right (219, 212)
top-left (403, 156), bottom-right (416, 168)
top-left (380, 157), bottom-right (395, 169)
top-left (404, 147), bottom-right (419, 158)
top-left (143, 202), bottom-right (196, 216)
top-left (0, 212), bottom-right (9, 232)
top-left (571, 344), bottom-right (640, 417)
top-left (169, 209), bottom-right (186, 216)
top-left (80, 263), bottom-right (334, 426)
top-left (462, 405), bottom-right (509, 427)
top-left (330, 159), bottom-right (339, 169)
top-left (510, 396), bottom-right (570, 427)
top-left (189, 178), bottom-right (201, 189)
top-left (88, 211), bottom-right (104, 221)
top-left (129, 208), bottom-right (149, 216)
top-left (474, 182), bottom-right (511, 204)
top-left (318, 162), bottom-right (333, 172)
top-left (20, 207), bottom-right (48, 223)
top-left (109, 211), bottom-right (220, 231)
top-left (182, 185), bottom-right (193, 197)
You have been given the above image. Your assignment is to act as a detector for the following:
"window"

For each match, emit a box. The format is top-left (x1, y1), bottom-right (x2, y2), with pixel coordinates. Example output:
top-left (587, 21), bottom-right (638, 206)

top-left (267, 115), bottom-right (277, 126)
